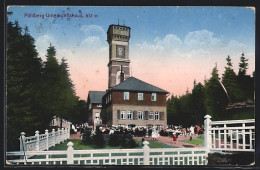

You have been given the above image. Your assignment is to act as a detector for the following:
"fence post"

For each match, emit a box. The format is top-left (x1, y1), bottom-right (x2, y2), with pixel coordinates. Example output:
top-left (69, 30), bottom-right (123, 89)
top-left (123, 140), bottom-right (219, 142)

top-left (67, 128), bottom-right (70, 139)
top-left (35, 130), bottom-right (40, 151)
top-left (57, 128), bottom-right (60, 144)
top-left (204, 115), bottom-right (212, 155)
top-left (52, 129), bottom-right (56, 146)
top-left (142, 141), bottom-right (150, 165)
top-left (61, 128), bottom-right (63, 143)
top-left (67, 142), bottom-right (74, 165)
top-left (45, 129), bottom-right (49, 150)
top-left (20, 132), bottom-right (26, 152)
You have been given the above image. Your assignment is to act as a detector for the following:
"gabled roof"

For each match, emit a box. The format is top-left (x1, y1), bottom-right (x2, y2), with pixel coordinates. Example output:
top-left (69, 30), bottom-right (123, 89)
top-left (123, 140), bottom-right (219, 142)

top-left (88, 91), bottom-right (106, 104)
top-left (110, 77), bottom-right (168, 93)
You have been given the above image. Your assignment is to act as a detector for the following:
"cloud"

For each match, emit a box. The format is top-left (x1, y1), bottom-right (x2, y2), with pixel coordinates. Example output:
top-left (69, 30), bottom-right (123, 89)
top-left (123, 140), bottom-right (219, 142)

top-left (184, 30), bottom-right (221, 49)
top-left (80, 25), bottom-right (106, 37)
top-left (227, 40), bottom-right (247, 49)
top-left (155, 34), bottom-right (183, 50)
top-left (79, 25), bottom-right (107, 52)
top-left (135, 33), bottom-right (182, 53)
top-left (35, 34), bottom-right (57, 59)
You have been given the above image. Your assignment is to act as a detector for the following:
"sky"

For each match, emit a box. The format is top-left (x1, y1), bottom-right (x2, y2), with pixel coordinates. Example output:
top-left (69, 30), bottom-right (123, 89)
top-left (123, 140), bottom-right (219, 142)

top-left (7, 6), bottom-right (255, 100)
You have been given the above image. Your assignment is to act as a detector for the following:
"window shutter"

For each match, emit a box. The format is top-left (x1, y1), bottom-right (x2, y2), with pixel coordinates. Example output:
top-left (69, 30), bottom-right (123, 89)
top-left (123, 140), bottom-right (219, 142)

top-left (144, 111), bottom-right (149, 120)
top-left (117, 110), bottom-right (120, 120)
top-left (133, 111), bottom-right (137, 120)
top-left (159, 112), bottom-right (164, 120)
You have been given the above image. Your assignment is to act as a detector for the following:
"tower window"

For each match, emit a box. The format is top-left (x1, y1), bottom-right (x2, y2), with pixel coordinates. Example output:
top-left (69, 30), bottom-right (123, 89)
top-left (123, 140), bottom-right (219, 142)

top-left (95, 112), bottom-right (100, 120)
top-left (138, 93), bottom-right (143, 101)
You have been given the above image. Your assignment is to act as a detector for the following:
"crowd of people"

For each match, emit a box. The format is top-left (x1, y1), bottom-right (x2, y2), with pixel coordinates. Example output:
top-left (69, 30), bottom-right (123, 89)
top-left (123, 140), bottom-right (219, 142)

top-left (163, 125), bottom-right (204, 137)
top-left (75, 124), bottom-right (204, 141)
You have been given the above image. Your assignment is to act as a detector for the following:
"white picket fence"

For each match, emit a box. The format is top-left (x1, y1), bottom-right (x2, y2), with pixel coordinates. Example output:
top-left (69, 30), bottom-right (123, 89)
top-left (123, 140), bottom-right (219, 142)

top-left (19, 128), bottom-right (70, 152)
top-left (6, 115), bottom-right (255, 166)
top-left (6, 141), bottom-right (207, 165)
top-left (204, 115), bottom-right (255, 152)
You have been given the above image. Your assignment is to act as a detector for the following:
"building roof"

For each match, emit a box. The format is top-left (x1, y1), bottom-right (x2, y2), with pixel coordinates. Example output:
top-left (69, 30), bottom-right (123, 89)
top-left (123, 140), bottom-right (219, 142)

top-left (88, 91), bottom-right (106, 104)
top-left (110, 77), bottom-right (169, 93)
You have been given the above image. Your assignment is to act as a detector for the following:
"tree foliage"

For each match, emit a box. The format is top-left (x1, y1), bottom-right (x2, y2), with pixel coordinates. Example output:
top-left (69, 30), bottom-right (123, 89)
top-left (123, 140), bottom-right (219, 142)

top-left (167, 55), bottom-right (254, 124)
top-left (7, 20), bottom-right (81, 151)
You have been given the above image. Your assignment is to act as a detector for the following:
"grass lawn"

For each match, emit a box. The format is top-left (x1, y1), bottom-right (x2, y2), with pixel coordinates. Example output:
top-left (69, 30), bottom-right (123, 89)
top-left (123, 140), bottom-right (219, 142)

top-left (181, 136), bottom-right (204, 146)
top-left (49, 139), bottom-right (177, 151)
top-left (29, 139), bottom-right (177, 162)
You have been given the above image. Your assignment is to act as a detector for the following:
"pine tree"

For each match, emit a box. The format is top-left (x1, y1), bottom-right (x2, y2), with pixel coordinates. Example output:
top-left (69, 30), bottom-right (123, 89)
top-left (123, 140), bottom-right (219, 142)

top-left (42, 45), bottom-right (62, 119)
top-left (205, 64), bottom-right (229, 120)
top-left (7, 21), bottom-right (44, 151)
top-left (222, 55), bottom-right (241, 102)
top-left (238, 53), bottom-right (248, 77)
top-left (42, 45), bottom-right (77, 127)
top-left (237, 53), bottom-right (254, 101)
top-left (192, 81), bottom-right (206, 125)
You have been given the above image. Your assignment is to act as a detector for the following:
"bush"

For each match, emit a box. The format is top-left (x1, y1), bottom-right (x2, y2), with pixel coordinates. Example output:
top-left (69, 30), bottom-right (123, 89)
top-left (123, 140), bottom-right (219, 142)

top-left (108, 134), bottom-right (139, 148)
top-left (121, 135), bottom-right (128, 148)
top-left (93, 127), bottom-right (105, 148)
top-left (81, 127), bottom-right (92, 145)
top-left (159, 130), bottom-right (169, 136)
top-left (126, 135), bottom-right (139, 148)
top-left (108, 134), bottom-right (122, 147)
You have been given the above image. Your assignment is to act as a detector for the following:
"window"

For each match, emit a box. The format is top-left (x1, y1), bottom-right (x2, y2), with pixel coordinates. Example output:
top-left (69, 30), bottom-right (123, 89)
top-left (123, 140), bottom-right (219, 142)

top-left (155, 112), bottom-right (159, 120)
top-left (89, 103), bottom-right (92, 109)
top-left (97, 104), bottom-right (102, 107)
top-left (138, 111), bottom-right (143, 120)
top-left (151, 93), bottom-right (157, 101)
top-left (127, 110), bottom-right (133, 120)
top-left (138, 93), bottom-right (143, 101)
top-left (109, 93), bottom-right (111, 101)
top-left (149, 112), bottom-right (153, 120)
top-left (124, 92), bottom-right (129, 100)
top-left (95, 113), bottom-right (100, 119)
top-left (121, 110), bottom-right (126, 120)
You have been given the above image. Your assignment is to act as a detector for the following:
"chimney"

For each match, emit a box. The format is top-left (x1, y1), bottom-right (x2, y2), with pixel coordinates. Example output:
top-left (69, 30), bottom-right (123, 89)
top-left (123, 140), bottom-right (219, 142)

top-left (120, 65), bottom-right (124, 83)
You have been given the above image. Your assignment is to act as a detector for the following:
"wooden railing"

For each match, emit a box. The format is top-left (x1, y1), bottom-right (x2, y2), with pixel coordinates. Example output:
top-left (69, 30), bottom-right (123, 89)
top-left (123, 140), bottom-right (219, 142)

top-left (204, 115), bottom-right (255, 152)
top-left (6, 116), bottom-right (255, 166)
top-left (6, 141), bottom-right (207, 165)
top-left (19, 128), bottom-right (70, 152)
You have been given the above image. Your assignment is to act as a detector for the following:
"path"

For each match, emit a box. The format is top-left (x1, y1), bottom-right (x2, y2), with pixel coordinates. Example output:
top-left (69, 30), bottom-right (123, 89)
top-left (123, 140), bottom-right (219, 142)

top-left (70, 131), bottom-right (81, 139)
top-left (134, 134), bottom-right (204, 148)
